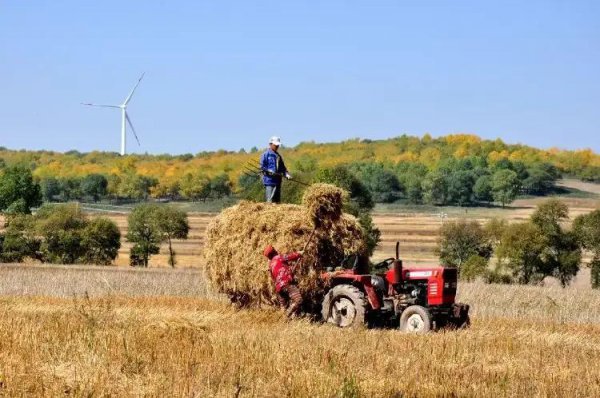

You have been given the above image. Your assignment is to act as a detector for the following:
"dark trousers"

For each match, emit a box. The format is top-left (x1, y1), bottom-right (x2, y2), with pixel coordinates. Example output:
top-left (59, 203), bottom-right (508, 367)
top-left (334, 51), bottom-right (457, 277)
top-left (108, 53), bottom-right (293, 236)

top-left (265, 184), bottom-right (281, 203)
top-left (277, 284), bottom-right (303, 317)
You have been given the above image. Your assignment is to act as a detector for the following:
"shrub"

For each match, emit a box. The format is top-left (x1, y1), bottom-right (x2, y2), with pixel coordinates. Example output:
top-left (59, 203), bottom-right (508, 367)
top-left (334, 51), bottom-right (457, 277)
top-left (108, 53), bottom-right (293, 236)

top-left (483, 269), bottom-right (514, 284)
top-left (127, 204), bottom-right (189, 267)
top-left (436, 220), bottom-right (492, 271)
top-left (460, 255), bottom-right (488, 281)
top-left (81, 218), bottom-right (121, 265)
top-left (0, 166), bottom-right (42, 214)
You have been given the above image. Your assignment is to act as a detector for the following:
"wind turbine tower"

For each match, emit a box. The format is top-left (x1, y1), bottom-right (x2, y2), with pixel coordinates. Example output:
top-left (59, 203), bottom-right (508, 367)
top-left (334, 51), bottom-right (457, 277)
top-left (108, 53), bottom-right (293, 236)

top-left (82, 73), bottom-right (145, 156)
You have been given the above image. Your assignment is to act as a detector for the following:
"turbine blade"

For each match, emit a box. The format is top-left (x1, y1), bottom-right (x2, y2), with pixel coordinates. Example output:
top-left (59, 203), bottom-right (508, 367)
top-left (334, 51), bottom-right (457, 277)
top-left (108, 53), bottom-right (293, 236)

top-left (125, 112), bottom-right (141, 146)
top-left (81, 103), bottom-right (120, 108)
top-left (123, 72), bottom-right (145, 106)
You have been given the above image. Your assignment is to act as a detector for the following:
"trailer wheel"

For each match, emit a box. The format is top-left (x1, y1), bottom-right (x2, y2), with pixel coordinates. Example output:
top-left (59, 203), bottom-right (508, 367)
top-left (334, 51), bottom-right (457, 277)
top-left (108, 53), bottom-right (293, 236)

top-left (399, 305), bottom-right (432, 333)
top-left (321, 285), bottom-right (367, 328)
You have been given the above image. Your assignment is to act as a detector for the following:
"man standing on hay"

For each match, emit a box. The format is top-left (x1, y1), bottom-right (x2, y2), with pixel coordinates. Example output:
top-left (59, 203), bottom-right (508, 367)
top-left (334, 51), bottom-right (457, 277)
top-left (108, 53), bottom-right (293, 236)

top-left (263, 245), bottom-right (303, 317)
top-left (260, 136), bottom-right (291, 203)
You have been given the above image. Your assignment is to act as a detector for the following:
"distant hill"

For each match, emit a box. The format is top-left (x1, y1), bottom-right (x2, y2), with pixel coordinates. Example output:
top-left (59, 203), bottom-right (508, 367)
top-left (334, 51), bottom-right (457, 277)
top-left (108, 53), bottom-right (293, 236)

top-left (0, 134), bottom-right (599, 203)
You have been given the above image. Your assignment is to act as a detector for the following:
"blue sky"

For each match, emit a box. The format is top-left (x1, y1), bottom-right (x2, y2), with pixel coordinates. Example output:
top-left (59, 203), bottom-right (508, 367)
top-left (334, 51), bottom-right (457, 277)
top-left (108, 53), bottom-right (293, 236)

top-left (1, 1), bottom-right (599, 154)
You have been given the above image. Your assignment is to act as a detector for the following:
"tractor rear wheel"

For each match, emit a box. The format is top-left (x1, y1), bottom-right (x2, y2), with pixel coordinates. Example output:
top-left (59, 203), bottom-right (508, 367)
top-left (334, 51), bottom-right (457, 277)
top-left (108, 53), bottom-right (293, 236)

top-left (399, 305), bottom-right (432, 333)
top-left (321, 285), bottom-right (367, 328)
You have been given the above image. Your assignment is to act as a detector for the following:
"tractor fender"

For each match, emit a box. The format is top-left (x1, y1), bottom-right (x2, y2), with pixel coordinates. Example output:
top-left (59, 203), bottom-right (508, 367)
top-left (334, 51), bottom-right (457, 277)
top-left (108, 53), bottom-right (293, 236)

top-left (362, 283), bottom-right (382, 310)
top-left (328, 277), bottom-right (382, 310)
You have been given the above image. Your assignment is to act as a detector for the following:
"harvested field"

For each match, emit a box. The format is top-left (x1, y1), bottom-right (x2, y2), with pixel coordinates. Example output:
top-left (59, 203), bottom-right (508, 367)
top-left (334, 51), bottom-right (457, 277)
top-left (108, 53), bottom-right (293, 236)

top-left (0, 261), bottom-right (599, 396)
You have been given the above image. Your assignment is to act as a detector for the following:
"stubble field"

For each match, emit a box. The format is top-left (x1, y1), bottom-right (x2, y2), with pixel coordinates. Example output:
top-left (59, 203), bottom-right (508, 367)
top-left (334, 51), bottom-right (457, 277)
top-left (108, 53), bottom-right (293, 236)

top-left (0, 265), bottom-right (600, 397)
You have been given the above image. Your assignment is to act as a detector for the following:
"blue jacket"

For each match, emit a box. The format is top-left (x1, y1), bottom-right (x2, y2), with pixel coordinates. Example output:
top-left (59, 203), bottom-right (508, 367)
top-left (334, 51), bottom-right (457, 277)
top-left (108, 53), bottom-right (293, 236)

top-left (260, 148), bottom-right (288, 186)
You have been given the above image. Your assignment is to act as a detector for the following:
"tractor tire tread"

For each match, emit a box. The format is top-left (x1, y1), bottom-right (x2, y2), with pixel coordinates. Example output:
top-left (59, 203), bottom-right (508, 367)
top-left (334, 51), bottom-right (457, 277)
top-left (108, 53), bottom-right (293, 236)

top-left (321, 284), bottom-right (368, 328)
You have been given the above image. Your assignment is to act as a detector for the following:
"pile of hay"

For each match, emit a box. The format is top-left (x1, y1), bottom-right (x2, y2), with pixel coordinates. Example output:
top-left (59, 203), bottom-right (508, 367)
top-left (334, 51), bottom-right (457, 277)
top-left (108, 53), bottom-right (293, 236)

top-left (204, 184), bottom-right (365, 306)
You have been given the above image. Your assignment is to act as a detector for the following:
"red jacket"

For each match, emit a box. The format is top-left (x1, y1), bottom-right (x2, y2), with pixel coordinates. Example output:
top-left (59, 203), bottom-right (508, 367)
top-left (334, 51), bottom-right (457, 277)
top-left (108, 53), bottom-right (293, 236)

top-left (269, 252), bottom-right (301, 292)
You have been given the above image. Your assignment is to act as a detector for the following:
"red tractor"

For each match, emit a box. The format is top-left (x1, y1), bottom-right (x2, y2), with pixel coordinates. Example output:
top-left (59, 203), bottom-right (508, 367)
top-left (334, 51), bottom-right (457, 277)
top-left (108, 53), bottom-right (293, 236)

top-left (319, 243), bottom-right (470, 332)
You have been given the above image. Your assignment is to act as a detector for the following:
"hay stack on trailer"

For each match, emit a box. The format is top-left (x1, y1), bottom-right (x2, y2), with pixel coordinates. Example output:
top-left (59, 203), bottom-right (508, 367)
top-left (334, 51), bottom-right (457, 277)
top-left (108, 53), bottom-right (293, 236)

top-left (204, 184), bottom-right (365, 306)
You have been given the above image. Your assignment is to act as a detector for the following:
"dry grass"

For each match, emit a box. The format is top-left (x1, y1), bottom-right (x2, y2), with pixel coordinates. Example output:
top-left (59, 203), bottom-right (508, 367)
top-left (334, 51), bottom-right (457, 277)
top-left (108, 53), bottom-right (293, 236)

top-left (0, 292), bottom-right (599, 397)
top-left (0, 265), bottom-right (599, 396)
top-left (0, 264), bottom-right (214, 298)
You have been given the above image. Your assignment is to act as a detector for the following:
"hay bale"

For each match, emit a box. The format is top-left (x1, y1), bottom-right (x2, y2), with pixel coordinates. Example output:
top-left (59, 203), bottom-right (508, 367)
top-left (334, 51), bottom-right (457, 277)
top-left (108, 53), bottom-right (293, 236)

top-left (203, 184), bottom-right (365, 306)
top-left (302, 183), bottom-right (347, 227)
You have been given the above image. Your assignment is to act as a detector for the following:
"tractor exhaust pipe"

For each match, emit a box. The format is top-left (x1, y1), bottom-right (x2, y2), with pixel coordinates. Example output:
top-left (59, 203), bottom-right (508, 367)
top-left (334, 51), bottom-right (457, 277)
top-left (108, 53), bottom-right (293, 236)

top-left (393, 241), bottom-right (403, 285)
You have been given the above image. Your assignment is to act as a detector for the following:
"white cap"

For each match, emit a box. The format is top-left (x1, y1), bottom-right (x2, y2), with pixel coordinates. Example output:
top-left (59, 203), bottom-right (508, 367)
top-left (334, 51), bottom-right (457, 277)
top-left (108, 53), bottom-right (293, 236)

top-left (269, 136), bottom-right (282, 146)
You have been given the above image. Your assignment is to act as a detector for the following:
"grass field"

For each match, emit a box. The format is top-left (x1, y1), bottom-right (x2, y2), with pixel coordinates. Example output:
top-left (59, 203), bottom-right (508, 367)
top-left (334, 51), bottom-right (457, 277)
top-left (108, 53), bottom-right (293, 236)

top-left (0, 264), bottom-right (600, 397)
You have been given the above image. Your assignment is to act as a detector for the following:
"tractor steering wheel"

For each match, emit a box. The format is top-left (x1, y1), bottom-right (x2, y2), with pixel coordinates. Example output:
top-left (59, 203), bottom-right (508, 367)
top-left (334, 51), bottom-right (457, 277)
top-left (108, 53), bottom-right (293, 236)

top-left (373, 258), bottom-right (395, 271)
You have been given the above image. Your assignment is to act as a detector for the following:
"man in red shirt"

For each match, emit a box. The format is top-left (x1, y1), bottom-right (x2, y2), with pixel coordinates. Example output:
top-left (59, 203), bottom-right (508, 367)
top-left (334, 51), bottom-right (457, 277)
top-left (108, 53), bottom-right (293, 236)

top-left (263, 245), bottom-right (303, 317)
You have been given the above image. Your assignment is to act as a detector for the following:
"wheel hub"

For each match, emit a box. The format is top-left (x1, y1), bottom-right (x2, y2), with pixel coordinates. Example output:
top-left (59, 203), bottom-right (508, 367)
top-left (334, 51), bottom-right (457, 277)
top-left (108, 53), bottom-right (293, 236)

top-left (406, 313), bottom-right (425, 332)
top-left (331, 297), bottom-right (356, 327)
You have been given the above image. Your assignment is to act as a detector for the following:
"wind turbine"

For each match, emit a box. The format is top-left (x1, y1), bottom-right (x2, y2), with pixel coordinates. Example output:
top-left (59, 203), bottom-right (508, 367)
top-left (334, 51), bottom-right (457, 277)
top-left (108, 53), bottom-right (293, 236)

top-left (81, 73), bottom-right (145, 156)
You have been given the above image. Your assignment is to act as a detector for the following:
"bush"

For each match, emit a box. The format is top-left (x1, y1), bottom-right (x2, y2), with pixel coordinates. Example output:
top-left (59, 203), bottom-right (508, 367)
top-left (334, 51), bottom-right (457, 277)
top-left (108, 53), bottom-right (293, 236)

top-left (483, 269), bottom-right (514, 284)
top-left (0, 204), bottom-right (120, 265)
top-left (496, 222), bottom-right (547, 284)
top-left (127, 204), bottom-right (189, 267)
top-left (460, 255), bottom-right (488, 282)
top-left (35, 204), bottom-right (88, 264)
top-left (0, 166), bottom-right (42, 214)
top-left (81, 218), bottom-right (121, 265)
top-left (491, 169), bottom-right (520, 207)
top-left (436, 220), bottom-right (492, 271)
top-left (591, 256), bottom-right (600, 290)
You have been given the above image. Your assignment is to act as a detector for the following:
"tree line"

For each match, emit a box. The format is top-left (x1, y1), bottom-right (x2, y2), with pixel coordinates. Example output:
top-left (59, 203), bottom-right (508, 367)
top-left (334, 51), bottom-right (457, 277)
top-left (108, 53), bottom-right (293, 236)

top-left (0, 203), bottom-right (189, 267)
top-left (437, 199), bottom-right (600, 289)
top-left (0, 133), bottom-right (598, 199)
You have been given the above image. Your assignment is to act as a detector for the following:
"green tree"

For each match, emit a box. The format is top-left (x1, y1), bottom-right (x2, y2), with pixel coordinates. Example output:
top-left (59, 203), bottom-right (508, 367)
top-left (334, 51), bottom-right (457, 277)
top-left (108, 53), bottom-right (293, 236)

top-left (0, 166), bottom-right (42, 214)
top-left (0, 214), bottom-right (40, 262)
top-left (573, 209), bottom-right (600, 253)
top-left (404, 174), bottom-right (423, 204)
top-left (126, 204), bottom-right (190, 267)
top-left (127, 204), bottom-right (162, 267)
top-left (447, 170), bottom-right (475, 206)
top-left (35, 204), bottom-right (87, 264)
top-left (491, 169), bottom-right (520, 207)
top-left (58, 177), bottom-right (83, 201)
top-left (210, 173), bottom-right (232, 199)
top-left (531, 199), bottom-right (581, 287)
top-left (179, 172), bottom-right (211, 202)
top-left (523, 163), bottom-right (558, 195)
top-left (572, 210), bottom-right (600, 288)
top-left (436, 220), bottom-right (492, 271)
top-left (484, 218), bottom-right (508, 247)
top-left (461, 255), bottom-right (488, 282)
top-left (81, 217), bottom-right (121, 265)
top-left (80, 174), bottom-right (108, 202)
top-left (349, 163), bottom-right (401, 203)
top-left (118, 173), bottom-right (157, 200)
top-left (497, 222), bottom-right (547, 284)
top-left (473, 175), bottom-right (493, 203)
top-left (40, 177), bottom-right (61, 202)
top-left (422, 171), bottom-right (448, 205)
top-left (154, 206), bottom-right (189, 267)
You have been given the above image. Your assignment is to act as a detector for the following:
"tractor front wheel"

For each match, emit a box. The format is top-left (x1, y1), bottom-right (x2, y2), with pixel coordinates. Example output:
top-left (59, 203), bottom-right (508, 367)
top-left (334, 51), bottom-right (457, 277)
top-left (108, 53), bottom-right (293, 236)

top-left (321, 285), bottom-right (367, 328)
top-left (399, 305), bottom-right (432, 333)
